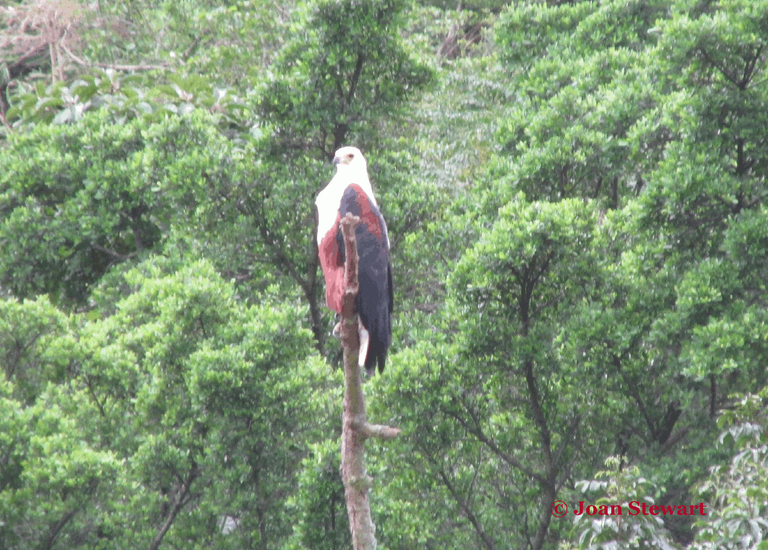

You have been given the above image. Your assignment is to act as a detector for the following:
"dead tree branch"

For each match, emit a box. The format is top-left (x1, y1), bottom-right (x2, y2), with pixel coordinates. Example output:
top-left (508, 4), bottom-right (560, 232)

top-left (338, 213), bottom-right (400, 550)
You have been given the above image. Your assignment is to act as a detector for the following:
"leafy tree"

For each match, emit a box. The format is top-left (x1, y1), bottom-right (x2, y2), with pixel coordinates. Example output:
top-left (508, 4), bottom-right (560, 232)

top-left (0, 375), bottom-right (124, 550)
top-left (286, 439), bottom-right (351, 550)
top-left (492, 0), bottom-right (674, 208)
top-left (633, 0), bottom-right (768, 413)
top-left (257, 0), bottom-right (433, 159)
top-left (476, 1), bottom-right (768, 546)
top-left (0, 110), bottom-right (234, 305)
top-left (447, 197), bottom-right (601, 550)
top-left (0, 257), bottom-right (334, 550)
top-left (371, 198), bottom-right (605, 550)
top-left (571, 457), bottom-right (680, 550)
top-left (78, 0), bottom-right (291, 88)
top-left (4, 0), bottom-right (768, 548)
top-left (692, 391), bottom-right (768, 549)
top-left (1, 0), bottom-right (261, 139)
top-left (4, 68), bottom-right (249, 132)
top-left (75, 257), bottom-right (328, 548)
top-left (0, 297), bottom-right (73, 403)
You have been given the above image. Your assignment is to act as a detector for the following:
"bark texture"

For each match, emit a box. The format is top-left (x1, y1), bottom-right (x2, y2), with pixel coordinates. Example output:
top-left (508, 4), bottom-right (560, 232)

top-left (338, 213), bottom-right (399, 550)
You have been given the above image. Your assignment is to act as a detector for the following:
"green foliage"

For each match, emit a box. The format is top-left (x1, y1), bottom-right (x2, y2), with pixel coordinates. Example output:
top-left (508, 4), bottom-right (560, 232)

top-left (0, 381), bottom-right (29, 547)
top-left (495, 0), bottom-right (597, 68)
top-left (491, 0), bottom-right (676, 208)
top-left (692, 391), bottom-right (768, 549)
top-left (488, 0), bottom-right (768, 470)
top-left (81, 258), bottom-right (324, 548)
top-left (0, 110), bottom-right (234, 305)
top-left (78, 0), bottom-right (292, 87)
top-left (366, 198), bottom-right (606, 549)
top-left (5, 68), bottom-right (249, 135)
top-left (286, 439), bottom-right (351, 550)
top-left (404, 55), bottom-right (507, 189)
top-left (0, 297), bottom-right (72, 403)
top-left (371, 339), bottom-right (509, 549)
top-left (0, 258), bottom-right (333, 549)
top-left (3, 0), bottom-right (768, 548)
top-left (451, 195), bottom-right (598, 331)
top-left (572, 457), bottom-right (680, 550)
top-left (0, 383), bottom-right (124, 550)
top-left (258, 0), bottom-right (434, 158)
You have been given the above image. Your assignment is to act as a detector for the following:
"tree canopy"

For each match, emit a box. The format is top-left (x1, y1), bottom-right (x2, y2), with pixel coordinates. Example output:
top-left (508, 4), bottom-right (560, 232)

top-left (3, 0), bottom-right (768, 548)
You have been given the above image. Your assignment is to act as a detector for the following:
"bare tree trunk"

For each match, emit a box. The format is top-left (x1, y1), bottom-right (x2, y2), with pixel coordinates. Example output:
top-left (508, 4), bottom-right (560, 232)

top-left (338, 214), bottom-right (400, 550)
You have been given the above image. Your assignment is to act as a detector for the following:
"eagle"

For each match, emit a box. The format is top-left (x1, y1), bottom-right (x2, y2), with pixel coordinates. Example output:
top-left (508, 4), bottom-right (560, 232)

top-left (316, 146), bottom-right (393, 376)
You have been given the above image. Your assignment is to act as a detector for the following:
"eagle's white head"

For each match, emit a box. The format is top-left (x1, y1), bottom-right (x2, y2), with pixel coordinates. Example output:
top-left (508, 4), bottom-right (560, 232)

top-left (333, 146), bottom-right (367, 171)
top-left (316, 146), bottom-right (380, 246)
top-left (329, 146), bottom-right (377, 207)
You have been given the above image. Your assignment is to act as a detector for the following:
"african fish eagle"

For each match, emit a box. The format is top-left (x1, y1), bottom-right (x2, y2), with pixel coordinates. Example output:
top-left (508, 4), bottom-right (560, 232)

top-left (316, 146), bottom-right (393, 376)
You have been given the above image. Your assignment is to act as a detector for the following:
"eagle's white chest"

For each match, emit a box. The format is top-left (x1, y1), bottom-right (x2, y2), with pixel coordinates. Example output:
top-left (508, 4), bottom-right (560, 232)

top-left (316, 181), bottom-right (344, 246)
top-left (316, 168), bottom-right (378, 246)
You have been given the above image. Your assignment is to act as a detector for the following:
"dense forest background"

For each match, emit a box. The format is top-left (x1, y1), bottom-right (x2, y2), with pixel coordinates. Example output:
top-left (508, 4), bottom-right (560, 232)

top-left (2, 0), bottom-right (768, 548)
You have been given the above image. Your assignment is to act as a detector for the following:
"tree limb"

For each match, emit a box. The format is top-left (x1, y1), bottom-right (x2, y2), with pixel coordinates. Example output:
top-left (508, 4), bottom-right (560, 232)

top-left (444, 401), bottom-right (545, 484)
top-left (435, 465), bottom-right (496, 550)
top-left (148, 463), bottom-right (199, 550)
top-left (338, 213), bottom-right (399, 550)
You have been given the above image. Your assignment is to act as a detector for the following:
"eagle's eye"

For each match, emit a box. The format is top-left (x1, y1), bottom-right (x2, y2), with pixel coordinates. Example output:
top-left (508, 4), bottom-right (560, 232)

top-left (348, 153), bottom-right (355, 160)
